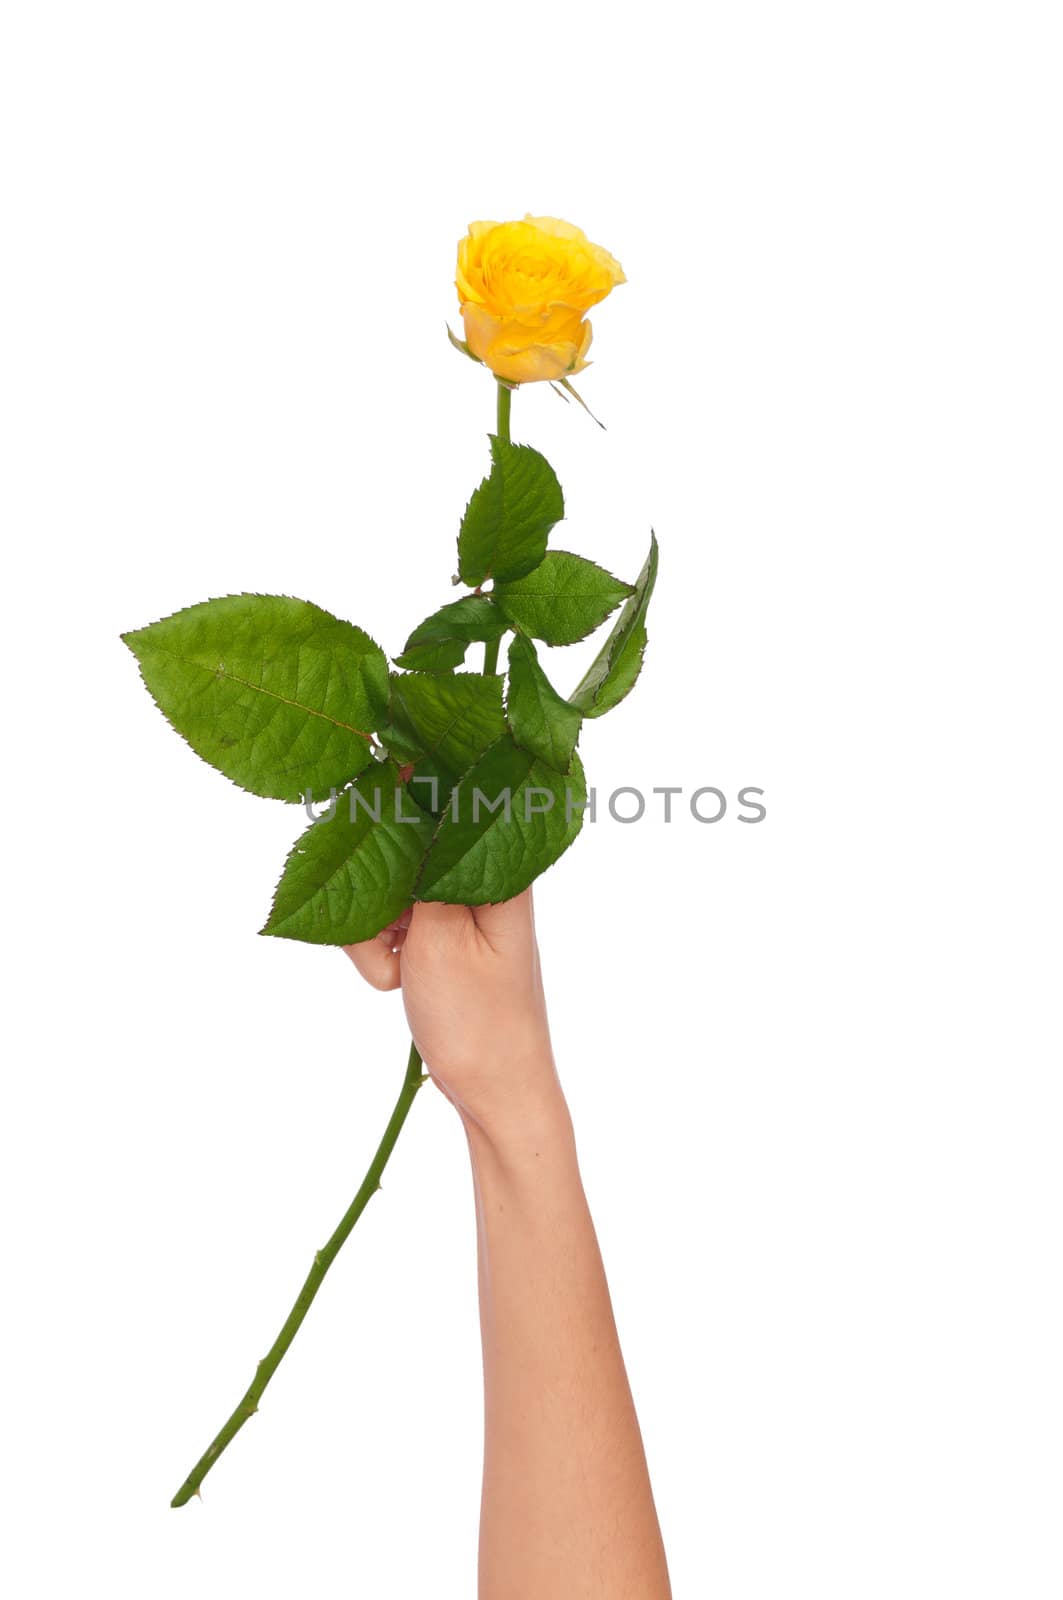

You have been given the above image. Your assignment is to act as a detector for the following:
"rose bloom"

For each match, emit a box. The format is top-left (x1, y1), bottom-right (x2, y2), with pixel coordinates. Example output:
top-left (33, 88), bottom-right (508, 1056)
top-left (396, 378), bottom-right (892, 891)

top-left (456, 215), bottom-right (625, 385)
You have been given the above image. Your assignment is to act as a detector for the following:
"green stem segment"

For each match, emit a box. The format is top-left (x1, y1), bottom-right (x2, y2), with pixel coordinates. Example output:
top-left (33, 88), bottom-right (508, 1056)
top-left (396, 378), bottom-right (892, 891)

top-left (496, 378), bottom-right (512, 445)
top-left (483, 379), bottom-right (514, 675)
top-left (171, 1041), bottom-right (427, 1507)
top-left (174, 372), bottom-right (513, 1507)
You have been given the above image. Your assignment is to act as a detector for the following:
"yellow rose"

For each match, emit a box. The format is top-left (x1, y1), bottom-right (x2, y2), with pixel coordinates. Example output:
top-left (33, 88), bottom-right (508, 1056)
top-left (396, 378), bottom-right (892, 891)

top-left (456, 215), bottom-right (626, 385)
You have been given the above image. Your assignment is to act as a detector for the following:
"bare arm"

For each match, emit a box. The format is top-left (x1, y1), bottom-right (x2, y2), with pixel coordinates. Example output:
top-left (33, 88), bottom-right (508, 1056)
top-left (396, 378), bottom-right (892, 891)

top-left (346, 892), bottom-right (671, 1600)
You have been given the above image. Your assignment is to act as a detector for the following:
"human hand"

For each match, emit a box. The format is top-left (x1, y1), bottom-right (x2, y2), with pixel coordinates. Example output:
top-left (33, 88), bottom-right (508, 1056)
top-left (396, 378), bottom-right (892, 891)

top-left (343, 891), bottom-right (567, 1147)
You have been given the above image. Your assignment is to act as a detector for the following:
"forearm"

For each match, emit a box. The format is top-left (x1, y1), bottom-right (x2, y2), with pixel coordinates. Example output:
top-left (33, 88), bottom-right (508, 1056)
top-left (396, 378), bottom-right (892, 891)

top-left (464, 1076), bottom-right (671, 1600)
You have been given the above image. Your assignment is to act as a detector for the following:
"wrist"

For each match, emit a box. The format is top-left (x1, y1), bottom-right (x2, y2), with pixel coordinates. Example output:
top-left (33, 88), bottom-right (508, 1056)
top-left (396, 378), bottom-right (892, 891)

top-left (459, 1075), bottom-right (576, 1176)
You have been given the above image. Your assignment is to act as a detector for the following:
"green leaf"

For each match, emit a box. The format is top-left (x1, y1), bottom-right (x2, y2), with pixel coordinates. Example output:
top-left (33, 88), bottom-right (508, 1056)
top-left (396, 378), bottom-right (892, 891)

top-left (506, 635), bottom-right (582, 772)
top-left (590, 621), bottom-right (647, 714)
top-left (262, 761), bottom-right (435, 945)
top-left (122, 594), bottom-right (388, 802)
top-left (458, 435), bottom-right (563, 586)
top-left (569, 532), bottom-right (659, 717)
top-left (492, 552), bottom-right (632, 646)
top-left (390, 755), bottom-right (452, 818)
top-left (394, 596), bottom-right (507, 672)
top-left (417, 735), bottom-right (587, 905)
top-left (382, 671), bottom-right (505, 794)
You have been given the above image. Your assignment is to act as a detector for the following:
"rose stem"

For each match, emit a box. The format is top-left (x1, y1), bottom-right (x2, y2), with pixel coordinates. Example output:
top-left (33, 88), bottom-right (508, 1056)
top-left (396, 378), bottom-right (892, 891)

top-left (495, 375), bottom-right (512, 444)
top-left (482, 378), bottom-right (513, 675)
top-left (170, 1040), bottom-right (427, 1507)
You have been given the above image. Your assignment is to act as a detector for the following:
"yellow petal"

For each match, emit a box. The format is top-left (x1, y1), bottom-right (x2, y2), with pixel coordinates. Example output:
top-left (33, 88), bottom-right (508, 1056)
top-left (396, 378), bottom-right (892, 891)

top-left (491, 340), bottom-right (579, 384)
top-left (523, 215), bottom-right (626, 287)
top-left (569, 318), bottom-right (594, 372)
top-left (523, 214), bottom-right (589, 243)
top-left (460, 301), bottom-right (505, 366)
top-left (455, 260), bottom-right (485, 306)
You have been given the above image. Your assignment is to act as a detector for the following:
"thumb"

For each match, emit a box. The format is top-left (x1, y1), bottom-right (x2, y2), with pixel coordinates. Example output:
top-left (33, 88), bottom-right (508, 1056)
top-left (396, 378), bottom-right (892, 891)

top-left (471, 887), bottom-right (535, 951)
top-left (406, 899), bottom-right (475, 952)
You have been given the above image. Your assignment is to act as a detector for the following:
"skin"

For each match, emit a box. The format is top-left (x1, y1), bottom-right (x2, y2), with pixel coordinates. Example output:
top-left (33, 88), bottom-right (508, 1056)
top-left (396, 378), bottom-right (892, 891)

top-left (345, 891), bottom-right (671, 1600)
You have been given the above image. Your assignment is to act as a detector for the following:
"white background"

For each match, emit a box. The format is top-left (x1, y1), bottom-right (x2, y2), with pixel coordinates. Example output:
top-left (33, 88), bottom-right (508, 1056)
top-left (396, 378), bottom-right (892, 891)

top-left (2, 3), bottom-right (1060, 1595)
